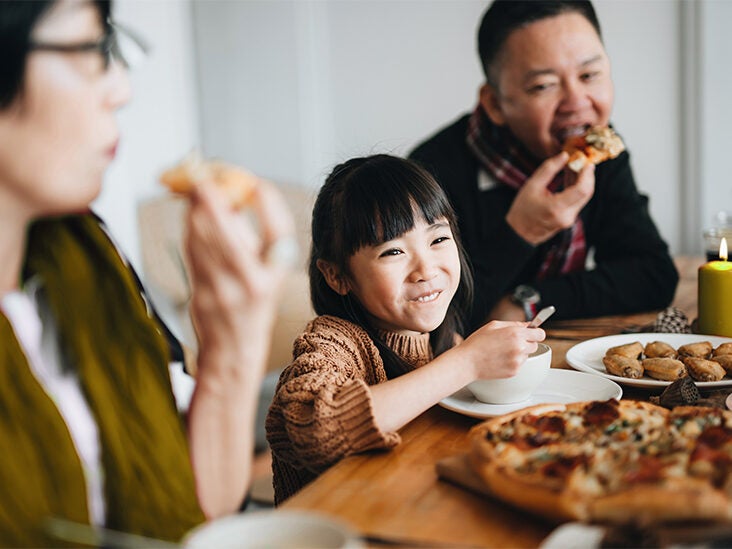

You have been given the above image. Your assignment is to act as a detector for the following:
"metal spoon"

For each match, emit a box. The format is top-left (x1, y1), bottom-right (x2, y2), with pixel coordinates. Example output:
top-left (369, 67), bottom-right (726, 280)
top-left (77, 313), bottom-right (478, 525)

top-left (528, 305), bottom-right (556, 328)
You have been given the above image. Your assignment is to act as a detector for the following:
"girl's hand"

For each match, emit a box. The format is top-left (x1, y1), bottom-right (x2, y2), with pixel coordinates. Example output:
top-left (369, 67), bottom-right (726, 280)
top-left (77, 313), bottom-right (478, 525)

top-left (460, 320), bottom-right (546, 380)
top-left (184, 178), bottom-right (296, 367)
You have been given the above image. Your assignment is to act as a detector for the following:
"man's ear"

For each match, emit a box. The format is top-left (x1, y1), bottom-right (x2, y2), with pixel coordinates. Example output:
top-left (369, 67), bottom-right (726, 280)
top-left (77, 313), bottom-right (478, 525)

top-left (316, 259), bottom-right (350, 295)
top-left (479, 83), bottom-right (506, 126)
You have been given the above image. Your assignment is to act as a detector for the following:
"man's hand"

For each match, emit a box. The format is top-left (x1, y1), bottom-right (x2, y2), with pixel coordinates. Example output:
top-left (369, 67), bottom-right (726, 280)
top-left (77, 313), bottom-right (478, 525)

top-left (505, 152), bottom-right (595, 245)
top-left (488, 295), bottom-right (526, 322)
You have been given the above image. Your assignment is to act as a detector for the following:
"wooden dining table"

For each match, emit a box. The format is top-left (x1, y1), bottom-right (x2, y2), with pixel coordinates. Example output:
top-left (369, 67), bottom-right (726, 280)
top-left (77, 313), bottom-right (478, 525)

top-left (280, 257), bottom-right (706, 548)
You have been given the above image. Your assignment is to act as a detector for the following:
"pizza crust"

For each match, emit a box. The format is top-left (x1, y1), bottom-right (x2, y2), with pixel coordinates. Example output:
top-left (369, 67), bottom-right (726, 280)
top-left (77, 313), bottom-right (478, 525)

top-left (468, 451), bottom-right (589, 522)
top-left (469, 402), bottom-right (588, 522)
top-left (590, 479), bottom-right (732, 524)
top-left (563, 126), bottom-right (625, 172)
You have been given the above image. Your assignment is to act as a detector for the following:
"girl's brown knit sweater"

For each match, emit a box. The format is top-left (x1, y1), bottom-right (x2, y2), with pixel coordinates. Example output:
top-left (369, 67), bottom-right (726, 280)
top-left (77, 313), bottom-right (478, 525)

top-left (265, 314), bottom-right (433, 504)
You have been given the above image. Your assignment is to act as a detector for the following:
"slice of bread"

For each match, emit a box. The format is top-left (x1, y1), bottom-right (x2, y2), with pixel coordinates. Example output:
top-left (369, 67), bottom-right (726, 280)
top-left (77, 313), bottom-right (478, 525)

top-left (160, 152), bottom-right (257, 209)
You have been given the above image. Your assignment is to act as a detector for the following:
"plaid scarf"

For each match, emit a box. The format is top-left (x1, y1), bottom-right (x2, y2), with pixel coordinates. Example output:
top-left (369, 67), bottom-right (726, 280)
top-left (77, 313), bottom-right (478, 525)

top-left (466, 106), bottom-right (587, 280)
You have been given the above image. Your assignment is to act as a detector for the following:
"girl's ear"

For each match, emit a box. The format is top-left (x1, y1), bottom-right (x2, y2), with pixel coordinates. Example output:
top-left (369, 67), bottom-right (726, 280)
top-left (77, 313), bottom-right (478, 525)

top-left (479, 83), bottom-right (506, 126)
top-left (316, 259), bottom-right (350, 295)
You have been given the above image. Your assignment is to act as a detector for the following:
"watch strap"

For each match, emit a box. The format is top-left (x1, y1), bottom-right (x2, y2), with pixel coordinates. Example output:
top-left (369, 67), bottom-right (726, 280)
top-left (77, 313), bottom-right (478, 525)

top-left (512, 285), bottom-right (541, 321)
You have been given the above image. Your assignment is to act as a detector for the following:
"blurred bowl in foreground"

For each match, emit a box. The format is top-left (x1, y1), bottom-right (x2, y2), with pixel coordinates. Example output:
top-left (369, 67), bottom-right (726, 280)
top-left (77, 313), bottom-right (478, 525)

top-left (184, 510), bottom-right (363, 549)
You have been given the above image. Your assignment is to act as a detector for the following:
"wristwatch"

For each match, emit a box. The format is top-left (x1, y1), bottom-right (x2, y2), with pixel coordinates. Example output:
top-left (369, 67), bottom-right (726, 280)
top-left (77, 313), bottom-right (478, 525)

top-left (512, 285), bottom-right (541, 321)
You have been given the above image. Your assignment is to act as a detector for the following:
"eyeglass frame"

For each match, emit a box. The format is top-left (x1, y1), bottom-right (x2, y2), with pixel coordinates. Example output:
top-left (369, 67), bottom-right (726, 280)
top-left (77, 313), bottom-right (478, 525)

top-left (28, 20), bottom-right (149, 71)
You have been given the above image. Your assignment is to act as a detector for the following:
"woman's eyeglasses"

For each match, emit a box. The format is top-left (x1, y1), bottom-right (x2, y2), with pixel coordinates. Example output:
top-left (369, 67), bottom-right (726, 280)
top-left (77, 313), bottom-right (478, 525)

top-left (29, 21), bottom-right (149, 71)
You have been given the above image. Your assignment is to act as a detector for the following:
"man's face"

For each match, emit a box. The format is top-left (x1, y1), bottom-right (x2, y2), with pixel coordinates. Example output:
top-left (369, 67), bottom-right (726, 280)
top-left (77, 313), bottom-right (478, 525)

top-left (481, 12), bottom-right (614, 160)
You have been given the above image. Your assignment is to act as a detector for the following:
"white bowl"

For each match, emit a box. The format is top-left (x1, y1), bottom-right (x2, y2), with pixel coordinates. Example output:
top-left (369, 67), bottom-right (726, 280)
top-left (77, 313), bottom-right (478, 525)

top-left (184, 510), bottom-right (363, 548)
top-left (467, 343), bottom-right (552, 404)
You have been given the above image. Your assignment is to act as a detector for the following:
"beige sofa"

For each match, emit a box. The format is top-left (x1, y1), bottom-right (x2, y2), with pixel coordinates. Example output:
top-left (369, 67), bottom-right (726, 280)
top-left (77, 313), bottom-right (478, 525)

top-left (137, 183), bottom-right (316, 376)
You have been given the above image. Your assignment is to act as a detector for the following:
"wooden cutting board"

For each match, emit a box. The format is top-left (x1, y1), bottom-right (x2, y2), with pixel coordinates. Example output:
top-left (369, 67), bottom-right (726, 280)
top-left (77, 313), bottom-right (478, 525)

top-left (435, 453), bottom-right (492, 496)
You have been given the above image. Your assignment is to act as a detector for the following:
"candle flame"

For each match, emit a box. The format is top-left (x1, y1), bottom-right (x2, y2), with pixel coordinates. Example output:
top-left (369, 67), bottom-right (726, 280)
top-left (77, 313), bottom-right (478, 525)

top-left (721, 237), bottom-right (728, 261)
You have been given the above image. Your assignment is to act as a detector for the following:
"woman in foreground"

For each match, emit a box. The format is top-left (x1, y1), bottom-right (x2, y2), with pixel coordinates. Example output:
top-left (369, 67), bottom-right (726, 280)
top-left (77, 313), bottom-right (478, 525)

top-left (0, 0), bottom-right (292, 544)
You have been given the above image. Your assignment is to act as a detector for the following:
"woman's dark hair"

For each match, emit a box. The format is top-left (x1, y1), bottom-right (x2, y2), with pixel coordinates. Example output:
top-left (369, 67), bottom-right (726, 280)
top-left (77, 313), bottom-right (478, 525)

top-left (0, 0), bottom-right (111, 108)
top-left (309, 154), bottom-right (473, 379)
top-left (478, 0), bottom-right (602, 87)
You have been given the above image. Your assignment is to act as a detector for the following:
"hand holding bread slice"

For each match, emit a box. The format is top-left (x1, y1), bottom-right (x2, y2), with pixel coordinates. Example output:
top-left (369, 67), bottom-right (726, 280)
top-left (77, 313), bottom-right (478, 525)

top-left (160, 151), bottom-right (258, 209)
top-left (161, 151), bottom-right (299, 269)
top-left (563, 125), bottom-right (625, 172)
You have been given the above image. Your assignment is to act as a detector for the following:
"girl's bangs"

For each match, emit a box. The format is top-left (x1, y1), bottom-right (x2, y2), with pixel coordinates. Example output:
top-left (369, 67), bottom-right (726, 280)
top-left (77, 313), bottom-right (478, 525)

top-left (341, 162), bottom-right (453, 255)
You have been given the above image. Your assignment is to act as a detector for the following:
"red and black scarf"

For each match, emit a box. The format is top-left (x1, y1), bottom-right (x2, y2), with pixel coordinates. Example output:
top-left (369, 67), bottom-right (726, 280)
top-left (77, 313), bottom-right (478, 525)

top-left (466, 106), bottom-right (586, 280)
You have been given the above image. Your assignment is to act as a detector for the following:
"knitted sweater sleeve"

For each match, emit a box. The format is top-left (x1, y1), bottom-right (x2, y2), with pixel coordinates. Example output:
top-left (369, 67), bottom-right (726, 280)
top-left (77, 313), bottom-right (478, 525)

top-left (266, 316), bottom-right (400, 475)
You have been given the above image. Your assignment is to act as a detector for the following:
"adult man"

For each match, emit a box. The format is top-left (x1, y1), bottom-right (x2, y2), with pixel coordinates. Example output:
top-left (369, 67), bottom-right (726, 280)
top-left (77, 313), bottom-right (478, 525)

top-left (409, 0), bottom-right (677, 331)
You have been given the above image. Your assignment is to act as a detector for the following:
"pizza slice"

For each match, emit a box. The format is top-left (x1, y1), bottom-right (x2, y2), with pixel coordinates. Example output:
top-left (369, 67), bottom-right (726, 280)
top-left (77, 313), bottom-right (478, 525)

top-left (563, 126), bottom-right (625, 172)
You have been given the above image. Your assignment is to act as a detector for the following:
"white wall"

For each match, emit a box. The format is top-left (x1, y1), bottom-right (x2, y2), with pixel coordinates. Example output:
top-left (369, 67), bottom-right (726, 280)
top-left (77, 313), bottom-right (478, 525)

top-left (192, 0), bottom-right (488, 187)
top-left (700, 1), bottom-right (732, 236)
top-left (595, 0), bottom-right (681, 253)
top-left (93, 0), bottom-right (200, 271)
top-left (100, 0), bottom-right (732, 267)
top-left (192, 0), bottom-right (685, 252)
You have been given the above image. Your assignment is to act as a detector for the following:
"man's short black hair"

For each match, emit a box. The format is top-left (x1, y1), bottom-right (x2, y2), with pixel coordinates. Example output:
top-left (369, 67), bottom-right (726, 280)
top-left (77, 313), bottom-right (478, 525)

top-left (478, 0), bottom-right (602, 86)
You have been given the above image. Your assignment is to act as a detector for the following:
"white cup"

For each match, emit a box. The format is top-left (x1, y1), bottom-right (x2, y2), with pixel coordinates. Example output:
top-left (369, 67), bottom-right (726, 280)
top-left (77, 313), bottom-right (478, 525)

top-left (466, 343), bottom-right (552, 404)
top-left (184, 510), bottom-right (363, 549)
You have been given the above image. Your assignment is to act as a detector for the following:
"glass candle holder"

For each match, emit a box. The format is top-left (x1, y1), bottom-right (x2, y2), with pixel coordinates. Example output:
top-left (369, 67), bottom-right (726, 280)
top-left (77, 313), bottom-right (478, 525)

top-left (703, 227), bottom-right (732, 262)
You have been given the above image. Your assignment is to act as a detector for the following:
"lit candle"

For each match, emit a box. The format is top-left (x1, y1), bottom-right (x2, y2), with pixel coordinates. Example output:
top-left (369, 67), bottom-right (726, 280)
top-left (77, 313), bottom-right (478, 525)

top-left (698, 237), bottom-right (732, 336)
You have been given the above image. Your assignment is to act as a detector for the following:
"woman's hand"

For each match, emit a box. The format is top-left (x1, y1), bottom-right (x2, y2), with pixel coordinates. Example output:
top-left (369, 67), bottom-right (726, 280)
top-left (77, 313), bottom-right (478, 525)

top-left (183, 177), bottom-right (295, 518)
top-left (459, 320), bottom-right (546, 380)
top-left (505, 152), bottom-right (595, 245)
top-left (184, 179), bottom-right (295, 366)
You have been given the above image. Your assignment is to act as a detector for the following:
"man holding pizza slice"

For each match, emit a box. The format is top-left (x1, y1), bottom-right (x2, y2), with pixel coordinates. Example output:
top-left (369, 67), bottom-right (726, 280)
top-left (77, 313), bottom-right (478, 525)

top-left (410, 0), bottom-right (678, 330)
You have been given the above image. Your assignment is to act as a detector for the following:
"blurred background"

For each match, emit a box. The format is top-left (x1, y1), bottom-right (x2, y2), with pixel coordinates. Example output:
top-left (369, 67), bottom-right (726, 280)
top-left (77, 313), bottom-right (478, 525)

top-left (98, 0), bottom-right (732, 275)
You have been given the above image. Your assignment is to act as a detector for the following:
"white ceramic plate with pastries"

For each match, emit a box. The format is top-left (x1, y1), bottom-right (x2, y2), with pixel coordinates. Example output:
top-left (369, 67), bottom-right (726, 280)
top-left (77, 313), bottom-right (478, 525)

top-left (566, 333), bottom-right (732, 389)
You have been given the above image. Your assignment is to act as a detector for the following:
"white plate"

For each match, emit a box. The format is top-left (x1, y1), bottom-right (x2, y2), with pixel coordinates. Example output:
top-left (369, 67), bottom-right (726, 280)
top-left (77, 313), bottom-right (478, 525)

top-left (439, 369), bottom-right (622, 419)
top-left (566, 333), bottom-right (732, 389)
top-left (539, 523), bottom-right (605, 549)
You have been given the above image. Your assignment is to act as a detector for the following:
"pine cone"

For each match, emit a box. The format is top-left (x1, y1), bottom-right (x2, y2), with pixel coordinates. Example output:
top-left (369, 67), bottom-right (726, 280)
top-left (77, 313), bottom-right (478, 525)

top-left (653, 307), bottom-right (692, 334)
top-left (657, 377), bottom-right (700, 408)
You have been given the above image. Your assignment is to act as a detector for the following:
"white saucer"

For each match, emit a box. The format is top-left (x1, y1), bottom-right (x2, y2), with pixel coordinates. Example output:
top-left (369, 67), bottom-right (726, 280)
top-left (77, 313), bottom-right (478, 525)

top-left (539, 522), bottom-right (605, 549)
top-left (439, 369), bottom-right (623, 419)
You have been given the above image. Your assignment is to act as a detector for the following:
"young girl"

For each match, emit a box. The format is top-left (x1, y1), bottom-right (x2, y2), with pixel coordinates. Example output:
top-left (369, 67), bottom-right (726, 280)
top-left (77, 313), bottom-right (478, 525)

top-left (266, 154), bottom-right (544, 503)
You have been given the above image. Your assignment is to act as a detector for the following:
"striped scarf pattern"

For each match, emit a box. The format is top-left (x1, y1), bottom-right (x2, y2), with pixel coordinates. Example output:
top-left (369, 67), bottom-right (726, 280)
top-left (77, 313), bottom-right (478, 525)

top-left (466, 106), bottom-right (587, 279)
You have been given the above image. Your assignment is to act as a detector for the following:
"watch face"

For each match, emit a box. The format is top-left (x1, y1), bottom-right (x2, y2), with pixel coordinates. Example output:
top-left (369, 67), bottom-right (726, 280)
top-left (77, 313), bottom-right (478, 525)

top-left (514, 285), bottom-right (540, 303)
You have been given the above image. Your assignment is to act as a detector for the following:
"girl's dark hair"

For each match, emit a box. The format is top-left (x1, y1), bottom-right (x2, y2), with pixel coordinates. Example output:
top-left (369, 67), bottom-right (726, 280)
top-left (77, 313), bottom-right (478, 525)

top-left (309, 154), bottom-right (473, 379)
top-left (478, 0), bottom-right (601, 87)
top-left (0, 1), bottom-right (111, 108)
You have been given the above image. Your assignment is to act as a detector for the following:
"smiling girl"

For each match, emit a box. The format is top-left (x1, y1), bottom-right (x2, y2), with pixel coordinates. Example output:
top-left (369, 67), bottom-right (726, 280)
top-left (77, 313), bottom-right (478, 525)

top-left (266, 155), bottom-right (545, 503)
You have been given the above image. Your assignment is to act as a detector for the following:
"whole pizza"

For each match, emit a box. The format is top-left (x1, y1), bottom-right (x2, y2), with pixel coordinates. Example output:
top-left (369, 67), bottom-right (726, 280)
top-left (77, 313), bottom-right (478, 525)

top-left (469, 399), bottom-right (732, 524)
